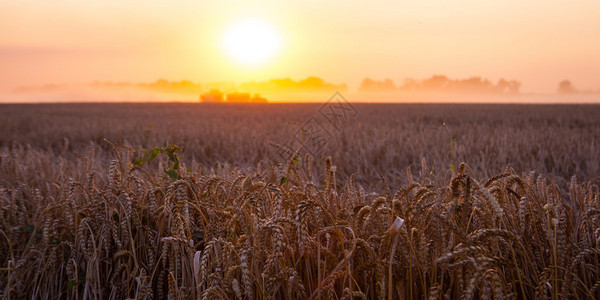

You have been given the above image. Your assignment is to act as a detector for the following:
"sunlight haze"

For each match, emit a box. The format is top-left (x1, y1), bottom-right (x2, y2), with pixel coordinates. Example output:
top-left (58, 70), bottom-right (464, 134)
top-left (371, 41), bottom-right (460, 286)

top-left (1, 0), bottom-right (599, 101)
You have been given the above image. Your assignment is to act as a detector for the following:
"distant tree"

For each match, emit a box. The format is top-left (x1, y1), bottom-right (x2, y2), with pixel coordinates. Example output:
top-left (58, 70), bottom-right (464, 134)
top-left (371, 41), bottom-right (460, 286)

top-left (421, 75), bottom-right (449, 91)
top-left (399, 78), bottom-right (418, 91)
top-left (380, 78), bottom-right (396, 90)
top-left (226, 92), bottom-right (251, 102)
top-left (300, 76), bottom-right (326, 88)
top-left (358, 78), bottom-right (396, 92)
top-left (453, 77), bottom-right (492, 93)
top-left (496, 79), bottom-right (521, 94)
top-left (558, 80), bottom-right (576, 94)
top-left (239, 77), bottom-right (347, 93)
top-left (250, 93), bottom-right (268, 103)
top-left (396, 76), bottom-right (520, 94)
top-left (155, 79), bottom-right (169, 86)
top-left (200, 89), bottom-right (224, 102)
top-left (358, 78), bottom-right (375, 92)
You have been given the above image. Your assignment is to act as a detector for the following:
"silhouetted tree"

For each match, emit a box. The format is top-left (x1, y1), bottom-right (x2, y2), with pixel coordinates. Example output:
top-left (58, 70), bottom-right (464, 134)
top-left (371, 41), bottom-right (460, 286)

top-left (226, 92), bottom-right (251, 102)
top-left (200, 89), bottom-right (224, 102)
top-left (399, 78), bottom-right (418, 91)
top-left (496, 79), bottom-right (521, 94)
top-left (238, 77), bottom-right (347, 93)
top-left (558, 80), bottom-right (576, 94)
top-left (421, 75), bottom-right (450, 91)
top-left (369, 75), bottom-right (521, 94)
top-left (250, 93), bottom-right (268, 103)
top-left (359, 78), bottom-right (396, 92)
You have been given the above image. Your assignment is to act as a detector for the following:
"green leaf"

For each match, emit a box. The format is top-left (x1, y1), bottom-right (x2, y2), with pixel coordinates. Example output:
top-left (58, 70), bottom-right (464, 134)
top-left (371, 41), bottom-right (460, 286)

top-left (450, 163), bottom-right (455, 173)
top-left (293, 156), bottom-right (300, 166)
top-left (50, 237), bottom-right (60, 245)
top-left (133, 157), bottom-right (143, 166)
top-left (149, 148), bottom-right (161, 161)
top-left (280, 176), bottom-right (288, 185)
top-left (165, 168), bottom-right (180, 180)
top-left (167, 152), bottom-right (176, 162)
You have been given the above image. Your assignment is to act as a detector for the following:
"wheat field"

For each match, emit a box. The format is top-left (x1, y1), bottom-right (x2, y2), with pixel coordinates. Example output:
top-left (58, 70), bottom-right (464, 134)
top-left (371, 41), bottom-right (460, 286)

top-left (1, 103), bottom-right (599, 299)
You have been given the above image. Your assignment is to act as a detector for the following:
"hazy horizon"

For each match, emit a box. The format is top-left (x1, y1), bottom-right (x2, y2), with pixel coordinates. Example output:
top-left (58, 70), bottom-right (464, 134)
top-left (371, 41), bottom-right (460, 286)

top-left (2, 75), bottom-right (599, 103)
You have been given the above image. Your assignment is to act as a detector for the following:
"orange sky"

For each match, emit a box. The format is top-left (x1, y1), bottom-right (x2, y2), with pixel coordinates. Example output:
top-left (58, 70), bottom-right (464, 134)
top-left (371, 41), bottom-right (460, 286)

top-left (1, 0), bottom-right (599, 101)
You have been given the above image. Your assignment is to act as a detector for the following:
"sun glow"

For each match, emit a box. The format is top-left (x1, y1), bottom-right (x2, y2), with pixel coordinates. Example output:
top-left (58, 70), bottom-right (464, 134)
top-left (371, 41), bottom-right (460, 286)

top-left (222, 18), bottom-right (282, 66)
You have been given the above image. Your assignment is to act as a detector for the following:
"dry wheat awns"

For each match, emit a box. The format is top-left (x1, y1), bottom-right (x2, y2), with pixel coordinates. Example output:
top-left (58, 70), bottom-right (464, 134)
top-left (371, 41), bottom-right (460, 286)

top-left (0, 103), bottom-right (599, 298)
top-left (1, 142), bottom-right (599, 298)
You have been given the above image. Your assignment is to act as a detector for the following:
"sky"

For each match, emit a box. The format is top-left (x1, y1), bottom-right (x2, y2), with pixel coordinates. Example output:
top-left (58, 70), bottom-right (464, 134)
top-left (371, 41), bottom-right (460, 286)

top-left (1, 0), bottom-right (599, 101)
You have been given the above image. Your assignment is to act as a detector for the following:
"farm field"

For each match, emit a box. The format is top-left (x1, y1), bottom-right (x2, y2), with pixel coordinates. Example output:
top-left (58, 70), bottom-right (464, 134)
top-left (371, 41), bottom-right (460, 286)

top-left (1, 102), bottom-right (600, 298)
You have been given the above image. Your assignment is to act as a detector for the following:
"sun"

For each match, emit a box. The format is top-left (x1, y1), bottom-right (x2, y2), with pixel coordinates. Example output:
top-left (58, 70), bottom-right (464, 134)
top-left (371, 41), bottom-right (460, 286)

top-left (222, 18), bottom-right (282, 66)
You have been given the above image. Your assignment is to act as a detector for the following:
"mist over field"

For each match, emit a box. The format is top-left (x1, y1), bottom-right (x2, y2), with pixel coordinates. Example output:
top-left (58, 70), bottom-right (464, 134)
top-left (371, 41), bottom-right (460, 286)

top-left (3, 76), bottom-right (600, 103)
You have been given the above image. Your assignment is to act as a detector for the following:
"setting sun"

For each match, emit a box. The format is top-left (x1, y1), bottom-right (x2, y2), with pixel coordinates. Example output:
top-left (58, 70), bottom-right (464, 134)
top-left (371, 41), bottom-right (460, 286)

top-left (222, 18), bottom-right (281, 66)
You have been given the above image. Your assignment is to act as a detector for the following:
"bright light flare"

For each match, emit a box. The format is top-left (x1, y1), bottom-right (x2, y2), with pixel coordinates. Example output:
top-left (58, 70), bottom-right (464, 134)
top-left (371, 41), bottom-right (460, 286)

top-left (222, 18), bottom-right (282, 66)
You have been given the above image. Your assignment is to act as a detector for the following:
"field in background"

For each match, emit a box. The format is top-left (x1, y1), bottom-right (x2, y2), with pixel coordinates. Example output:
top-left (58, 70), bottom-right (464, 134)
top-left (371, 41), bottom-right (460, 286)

top-left (1, 103), bottom-right (599, 298)
top-left (1, 103), bottom-right (599, 189)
